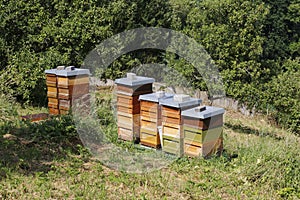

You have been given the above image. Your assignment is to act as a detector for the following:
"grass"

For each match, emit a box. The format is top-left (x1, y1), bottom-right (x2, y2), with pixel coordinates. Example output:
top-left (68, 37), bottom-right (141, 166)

top-left (0, 92), bottom-right (299, 199)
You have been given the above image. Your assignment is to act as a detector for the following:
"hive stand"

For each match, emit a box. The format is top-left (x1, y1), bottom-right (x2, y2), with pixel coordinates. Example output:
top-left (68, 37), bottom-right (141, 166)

top-left (181, 106), bottom-right (225, 158)
top-left (115, 73), bottom-right (154, 142)
top-left (139, 91), bottom-right (173, 149)
top-left (159, 94), bottom-right (202, 157)
top-left (45, 66), bottom-right (90, 115)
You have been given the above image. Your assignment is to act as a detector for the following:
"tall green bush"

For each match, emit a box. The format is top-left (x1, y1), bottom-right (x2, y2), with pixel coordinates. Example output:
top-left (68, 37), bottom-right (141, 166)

top-left (263, 59), bottom-right (300, 134)
top-left (0, 0), bottom-right (299, 133)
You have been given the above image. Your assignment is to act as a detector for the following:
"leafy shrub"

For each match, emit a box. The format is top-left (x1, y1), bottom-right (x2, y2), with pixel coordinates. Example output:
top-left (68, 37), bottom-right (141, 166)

top-left (0, 93), bottom-right (19, 133)
top-left (263, 59), bottom-right (300, 134)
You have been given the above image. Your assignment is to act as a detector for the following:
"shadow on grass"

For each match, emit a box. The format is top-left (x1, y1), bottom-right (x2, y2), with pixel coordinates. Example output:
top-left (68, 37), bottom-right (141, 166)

top-left (0, 115), bottom-right (83, 178)
top-left (224, 122), bottom-right (284, 141)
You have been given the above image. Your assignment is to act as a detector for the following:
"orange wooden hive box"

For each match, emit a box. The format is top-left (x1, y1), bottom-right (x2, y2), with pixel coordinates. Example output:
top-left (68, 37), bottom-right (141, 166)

top-left (45, 69), bottom-right (59, 115)
top-left (159, 94), bottom-right (202, 157)
top-left (115, 73), bottom-right (154, 142)
top-left (181, 106), bottom-right (225, 158)
top-left (138, 91), bottom-right (173, 149)
top-left (45, 66), bottom-right (90, 115)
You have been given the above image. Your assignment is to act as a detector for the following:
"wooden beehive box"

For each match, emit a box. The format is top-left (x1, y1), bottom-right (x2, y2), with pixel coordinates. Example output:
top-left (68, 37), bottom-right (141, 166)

top-left (45, 66), bottom-right (90, 115)
top-left (159, 94), bottom-right (202, 157)
top-left (139, 91), bottom-right (173, 149)
top-left (115, 73), bottom-right (154, 142)
top-left (45, 69), bottom-right (59, 115)
top-left (181, 106), bottom-right (225, 158)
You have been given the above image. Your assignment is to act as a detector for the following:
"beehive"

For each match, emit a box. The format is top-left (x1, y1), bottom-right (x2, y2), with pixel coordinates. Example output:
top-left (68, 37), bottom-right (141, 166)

top-left (139, 91), bottom-right (173, 148)
top-left (45, 69), bottom-right (59, 115)
top-left (181, 106), bottom-right (225, 157)
top-left (45, 66), bottom-right (90, 115)
top-left (159, 94), bottom-right (202, 156)
top-left (115, 73), bottom-right (154, 142)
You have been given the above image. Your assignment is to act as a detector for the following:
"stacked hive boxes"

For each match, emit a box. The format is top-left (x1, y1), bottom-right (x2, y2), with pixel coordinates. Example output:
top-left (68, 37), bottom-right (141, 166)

top-left (115, 73), bottom-right (154, 142)
top-left (181, 106), bottom-right (224, 157)
top-left (138, 91), bottom-right (173, 148)
top-left (45, 66), bottom-right (90, 115)
top-left (159, 95), bottom-right (201, 156)
top-left (45, 69), bottom-right (59, 115)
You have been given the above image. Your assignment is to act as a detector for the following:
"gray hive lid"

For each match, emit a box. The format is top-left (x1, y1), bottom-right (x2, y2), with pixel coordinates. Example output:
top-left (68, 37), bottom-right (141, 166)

top-left (45, 66), bottom-right (90, 77)
top-left (139, 91), bottom-right (174, 103)
top-left (159, 94), bottom-right (202, 108)
top-left (45, 69), bottom-right (57, 75)
top-left (181, 106), bottom-right (225, 119)
top-left (115, 73), bottom-right (155, 87)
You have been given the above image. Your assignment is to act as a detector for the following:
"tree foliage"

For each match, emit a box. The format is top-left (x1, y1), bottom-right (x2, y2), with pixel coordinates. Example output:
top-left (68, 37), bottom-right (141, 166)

top-left (0, 0), bottom-right (299, 133)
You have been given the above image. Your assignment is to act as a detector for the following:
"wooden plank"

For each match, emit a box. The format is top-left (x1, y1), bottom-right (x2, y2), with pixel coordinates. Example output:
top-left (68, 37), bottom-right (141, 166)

top-left (46, 74), bottom-right (57, 87)
top-left (21, 113), bottom-right (49, 122)
top-left (184, 139), bottom-right (202, 147)
top-left (140, 114), bottom-right (159, 123)
top-left (183, 125), bottom-right (204, 134)
top-left (184, 143), bottom-right (201, 157)
top-left (162, 138), bottom-right (183, 157)
top-left (48, 98), bottom-right (58, 104)
top-left (184, 130), bottom-right (202, 143)
top-left (140, 100), bottom-right (158, 109)
top-left (118, 127), bottom-right (140, 142)
top-left (117, 113), bottom-right (140, 133)
top-left (117, 102), bottom-right (135, 109)
top-left (140, 141), bottom-right (161, 149)
top-left (162, 111), bottom-right (180, 119)
top-left (47, 87), bottom-right (57, 93)
top-left (183, 114), bottom-right (223, 130)
top-left (118, 127), bottom-right (133, 141)
top-left (162, 122), bottom-right (180, 129)
top-left (59, 99), bottom-right (71, 110)
top-left (117, 114), bottom-right (133, 124)
top-left (117, 105), bottom-right (140, 114)
top-left (49, 108), bottom-right (59, 115)
top-left (162, 116), bottom-right (180, 124)
top-left (183, 126), bottom-right (223, 144)
top-left (140, 127), bottom-right (157, 136)
top-left (117, 94), bottom-right (139, 105)
top-left (140, 119), bottom-right (157, 130)
top-left (48, 102), bottom-right (58, 109)
top-left (162, 134), bottom-right (180, 142)
top-left (202, 138), bottom-right (223, 157)
top-left (57, 76), bottom-right (89, 88)
top-left (162, 106), bottom-right (180, 114)
top-left (140, 132), bottom-right (160, 146)
top-left (58, 83), bottom-right (89, 96)
top-left (163, 125), bottom-right (180, 137)
top-left (140, 101), bottom-right (158, 113)
top-left (47, 87), bottom-right (57, 98)
top-left (116, 83), bottom-right (152, 96)
top-left (203, 127), bottom-right (223, 143)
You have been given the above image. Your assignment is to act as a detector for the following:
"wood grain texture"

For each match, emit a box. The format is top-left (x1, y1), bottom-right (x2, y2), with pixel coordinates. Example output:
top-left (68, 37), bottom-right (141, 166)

top-left (58, 84), bottom-right (89, 100)
top-left (183, 114), bottom-right (223, 130)
top-left (57, 75), bottom-right (89, 88)
top-left (46, 74), bottom-right (57, 87)
top-left (49, 108), bottom-right (59, 115)
top-left (184, 143), bottom-right (202, 157)
top-left (140, 132), bottom-right (160, 147)
top-left (162, 138), bottom-right (183, 156)
top-left (116, 83), bottom-right (152, 96)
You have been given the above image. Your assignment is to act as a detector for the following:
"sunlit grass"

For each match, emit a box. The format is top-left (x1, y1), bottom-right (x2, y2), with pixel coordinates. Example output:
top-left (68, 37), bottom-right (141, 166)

top-left (0, 93), bottom-right (299, 199)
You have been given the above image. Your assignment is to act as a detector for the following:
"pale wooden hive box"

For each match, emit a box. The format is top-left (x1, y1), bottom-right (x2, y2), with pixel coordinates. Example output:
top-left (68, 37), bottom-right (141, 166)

top-left (181, 106), bottom-right (225, 158)
top-left (159, 95), bottom-right (202, 157)
top-left (139, 92), bottom-right (173, 149)
top-left (115, 73), bottom-right (154, 142)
